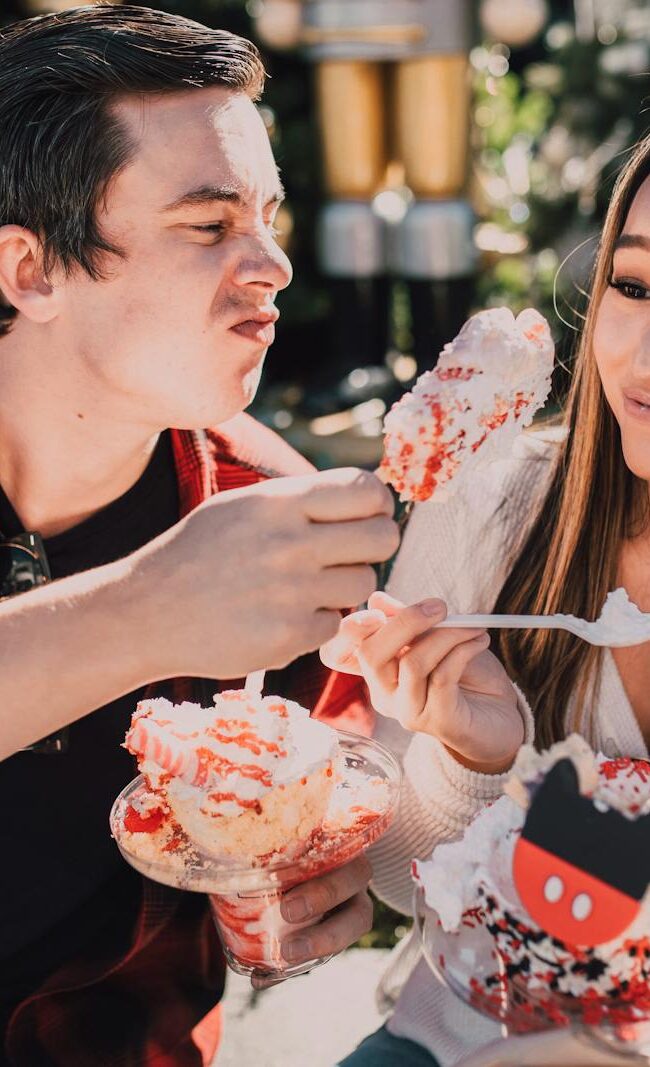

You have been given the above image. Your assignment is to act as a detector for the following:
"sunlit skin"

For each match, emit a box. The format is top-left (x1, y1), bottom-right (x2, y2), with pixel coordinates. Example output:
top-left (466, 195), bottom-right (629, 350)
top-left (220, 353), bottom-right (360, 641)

top-left (71, 88), bottom-right (292, 430)
top-left (0, 87), bottom-right (291, 534)
top-left (594, 175), bottom-right (650, 481)
top-left (593, 175), bottom-right (650, 732)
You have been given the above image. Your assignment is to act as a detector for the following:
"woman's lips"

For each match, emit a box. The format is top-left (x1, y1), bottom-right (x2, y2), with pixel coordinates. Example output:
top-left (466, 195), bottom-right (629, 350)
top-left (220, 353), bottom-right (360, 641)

top-left (623, 392), bottom-right (650, 422)
top-left (230, 319), bottom-right (276, 345)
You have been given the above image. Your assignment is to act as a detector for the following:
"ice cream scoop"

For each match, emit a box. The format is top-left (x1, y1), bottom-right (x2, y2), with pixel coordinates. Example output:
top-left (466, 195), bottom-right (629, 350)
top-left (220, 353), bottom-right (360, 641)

top-left (124, 690), bottom-right (341, 861)
top-left (378, 306), bottom-right (554, 503)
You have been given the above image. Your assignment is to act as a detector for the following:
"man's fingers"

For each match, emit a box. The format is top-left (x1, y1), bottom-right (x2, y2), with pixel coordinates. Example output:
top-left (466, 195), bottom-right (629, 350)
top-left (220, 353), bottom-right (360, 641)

top-left (317, 565), bottom-right (378, 610)
top-left (280, 891), bottom-right (374, 965)
top-left (280, 854), bottom-right (372, 924)
top-left (303, 468), bottom-right (394, 522)
top-left (311, 515), bottom-right (400, 566)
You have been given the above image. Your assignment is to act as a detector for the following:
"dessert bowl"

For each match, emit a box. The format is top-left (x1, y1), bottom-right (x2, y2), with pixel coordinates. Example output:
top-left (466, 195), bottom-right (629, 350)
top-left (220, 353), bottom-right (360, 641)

top-left (111, 731), bottom-right (401, 980)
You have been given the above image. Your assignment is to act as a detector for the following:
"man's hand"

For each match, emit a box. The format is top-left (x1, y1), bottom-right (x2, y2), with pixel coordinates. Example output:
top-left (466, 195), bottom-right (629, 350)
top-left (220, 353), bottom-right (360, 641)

top-left (136, 468), bottom-right (399, 681)
top-left (247, 854), bottom-right (374, 988)
top-left (320, 591), bottom-right (524, 774)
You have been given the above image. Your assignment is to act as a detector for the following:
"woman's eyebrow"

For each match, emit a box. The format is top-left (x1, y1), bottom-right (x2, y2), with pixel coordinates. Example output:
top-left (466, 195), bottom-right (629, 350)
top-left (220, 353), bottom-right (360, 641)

top-left (614, 233), bottom-right (650, 252)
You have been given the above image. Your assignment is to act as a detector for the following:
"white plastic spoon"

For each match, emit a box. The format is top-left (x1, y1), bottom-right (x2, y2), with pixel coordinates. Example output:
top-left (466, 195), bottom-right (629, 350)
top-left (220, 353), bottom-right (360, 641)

top-left (436, 588), bottom-right (650, 648)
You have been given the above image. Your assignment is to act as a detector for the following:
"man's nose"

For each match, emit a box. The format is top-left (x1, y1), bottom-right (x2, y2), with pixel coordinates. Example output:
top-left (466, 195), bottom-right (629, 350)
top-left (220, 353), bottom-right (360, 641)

top-left (233, 232), bottom-right (293, 292)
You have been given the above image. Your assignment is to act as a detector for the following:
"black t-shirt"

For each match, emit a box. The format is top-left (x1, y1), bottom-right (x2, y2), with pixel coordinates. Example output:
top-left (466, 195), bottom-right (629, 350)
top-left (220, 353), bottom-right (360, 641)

top-left (0, 432), bottom-right (180, 1001)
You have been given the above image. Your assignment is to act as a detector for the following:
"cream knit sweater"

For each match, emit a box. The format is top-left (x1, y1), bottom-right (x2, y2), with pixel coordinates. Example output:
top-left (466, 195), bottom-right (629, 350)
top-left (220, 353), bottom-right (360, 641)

top-left (365, 430), bottom-right (649, 1066)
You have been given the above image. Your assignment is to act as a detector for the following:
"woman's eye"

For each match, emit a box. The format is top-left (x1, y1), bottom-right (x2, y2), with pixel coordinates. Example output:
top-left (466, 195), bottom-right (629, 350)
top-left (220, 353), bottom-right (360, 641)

top-left (609, 278), bottom-right (650, 300)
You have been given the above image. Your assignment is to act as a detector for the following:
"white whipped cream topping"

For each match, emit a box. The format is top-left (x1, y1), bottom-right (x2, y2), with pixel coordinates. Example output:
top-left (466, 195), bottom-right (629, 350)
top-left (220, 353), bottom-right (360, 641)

top-left (127, 691), bottom-right (339, 818)
top-left (592, 588), bottom-right (650, 646)
top-left (379, 307), bottom-right (554, 502)
top-left (413, 794), bottom-right (525, 931)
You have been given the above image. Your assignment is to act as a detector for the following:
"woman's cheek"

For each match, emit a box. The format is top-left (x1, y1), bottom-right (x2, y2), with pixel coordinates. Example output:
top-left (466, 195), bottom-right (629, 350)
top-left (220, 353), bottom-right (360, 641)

top-left (593, 322), bottom-right (619, 413)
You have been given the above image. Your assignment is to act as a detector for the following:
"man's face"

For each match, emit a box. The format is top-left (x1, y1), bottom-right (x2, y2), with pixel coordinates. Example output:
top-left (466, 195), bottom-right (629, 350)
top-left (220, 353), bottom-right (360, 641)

top-left (59, 87), bottom-right (292, 429)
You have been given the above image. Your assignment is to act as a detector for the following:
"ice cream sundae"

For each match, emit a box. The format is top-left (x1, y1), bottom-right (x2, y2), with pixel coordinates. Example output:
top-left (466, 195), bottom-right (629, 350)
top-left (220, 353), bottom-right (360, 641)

top-left (111, 689), bottom-right (400, 979)
top-left (414, 735), bottom-right (650, 1033)
top-left (379, 307), bottom-right (554, 503)
top-left (122, 690), bottom-right (341, 862)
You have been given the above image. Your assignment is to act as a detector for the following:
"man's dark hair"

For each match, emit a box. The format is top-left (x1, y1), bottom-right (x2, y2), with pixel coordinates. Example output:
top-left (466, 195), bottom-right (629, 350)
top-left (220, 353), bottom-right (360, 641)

top-left (0, 3), bottom-right (266, 336)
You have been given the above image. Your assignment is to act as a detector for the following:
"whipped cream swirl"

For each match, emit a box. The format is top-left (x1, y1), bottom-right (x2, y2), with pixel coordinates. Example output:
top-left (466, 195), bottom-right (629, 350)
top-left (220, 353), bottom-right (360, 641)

top-left (126, 690), bottom-right (339, 819)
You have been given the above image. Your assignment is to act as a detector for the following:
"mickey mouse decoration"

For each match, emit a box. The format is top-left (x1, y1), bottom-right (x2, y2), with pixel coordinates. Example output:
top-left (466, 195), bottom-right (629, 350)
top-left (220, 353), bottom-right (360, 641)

top-left (513, 757), bottom-right (650, 948)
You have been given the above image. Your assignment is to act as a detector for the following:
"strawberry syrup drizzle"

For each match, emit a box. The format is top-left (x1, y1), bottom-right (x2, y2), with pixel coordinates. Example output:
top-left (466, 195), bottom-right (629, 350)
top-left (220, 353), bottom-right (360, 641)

top-left (205, 792), bottom-right (263, 815)
top-left (204, 726), bottom-right (286, 758)
top-left (193, 747), bottom-right (273, 789)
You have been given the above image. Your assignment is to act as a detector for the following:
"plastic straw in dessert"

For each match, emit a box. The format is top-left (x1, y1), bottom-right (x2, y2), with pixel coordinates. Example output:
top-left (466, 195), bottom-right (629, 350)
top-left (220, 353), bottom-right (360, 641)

top-left (378, 307), bottom-right (554, 503)
top-left (413, 735), bottom-right (650, 1044)
top-left (111, 690), bottom-right (400, 980)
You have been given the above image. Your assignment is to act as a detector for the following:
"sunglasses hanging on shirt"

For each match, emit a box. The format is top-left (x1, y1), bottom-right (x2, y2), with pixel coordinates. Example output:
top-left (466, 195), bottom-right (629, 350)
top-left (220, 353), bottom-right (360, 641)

top-left (0, 532), bottom-right (69, 754)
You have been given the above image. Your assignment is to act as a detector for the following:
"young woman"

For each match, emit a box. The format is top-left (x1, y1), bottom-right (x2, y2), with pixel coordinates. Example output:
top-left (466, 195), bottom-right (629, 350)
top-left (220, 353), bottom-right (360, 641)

top-left (322, 131), bottom-right (650, 1066)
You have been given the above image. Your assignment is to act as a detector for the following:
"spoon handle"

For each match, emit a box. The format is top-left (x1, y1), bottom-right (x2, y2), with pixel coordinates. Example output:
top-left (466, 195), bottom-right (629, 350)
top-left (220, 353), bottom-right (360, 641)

top-left (437, 614), bottom-right (566, 631)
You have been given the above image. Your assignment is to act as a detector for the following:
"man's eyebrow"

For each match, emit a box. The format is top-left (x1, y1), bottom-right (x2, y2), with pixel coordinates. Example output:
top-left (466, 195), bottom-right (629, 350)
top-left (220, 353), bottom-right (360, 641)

top-left (614, 234), bottom-right (650, 252)
top-left (161, 183), bottom-right (286, 213)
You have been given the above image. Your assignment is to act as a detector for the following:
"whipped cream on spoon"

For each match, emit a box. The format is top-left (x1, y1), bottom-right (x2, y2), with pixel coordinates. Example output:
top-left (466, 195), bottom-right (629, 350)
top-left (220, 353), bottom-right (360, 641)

top-left (437, 588), bottom-right (650, 648)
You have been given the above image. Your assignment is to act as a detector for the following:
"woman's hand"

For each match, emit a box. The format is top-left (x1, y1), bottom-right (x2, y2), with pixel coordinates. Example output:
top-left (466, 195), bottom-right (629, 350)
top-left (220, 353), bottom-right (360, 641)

top-left (321, 591), bottom-right (524, 774)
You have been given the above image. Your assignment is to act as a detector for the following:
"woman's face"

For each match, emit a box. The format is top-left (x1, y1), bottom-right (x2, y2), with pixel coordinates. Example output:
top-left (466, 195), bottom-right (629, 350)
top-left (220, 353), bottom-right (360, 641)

top-left (594, 173), bottom-right (650, 480)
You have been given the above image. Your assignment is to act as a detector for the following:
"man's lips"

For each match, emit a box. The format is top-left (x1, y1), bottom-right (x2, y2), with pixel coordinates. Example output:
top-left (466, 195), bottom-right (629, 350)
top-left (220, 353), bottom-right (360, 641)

top-left (623, 388), bottom-right (650, 422)
top-left (230, 309), bottom-right (279, 346)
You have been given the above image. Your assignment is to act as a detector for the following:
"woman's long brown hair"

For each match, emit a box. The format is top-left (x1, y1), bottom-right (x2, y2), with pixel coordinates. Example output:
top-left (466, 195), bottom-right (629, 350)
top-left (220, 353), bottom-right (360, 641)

top-left (493, 135), bottom-right (650, 748)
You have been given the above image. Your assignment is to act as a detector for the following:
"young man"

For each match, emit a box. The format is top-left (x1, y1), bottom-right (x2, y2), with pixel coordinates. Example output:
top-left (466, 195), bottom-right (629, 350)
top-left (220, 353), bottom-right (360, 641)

top-left (0, 7), bottom-right (398, 1064)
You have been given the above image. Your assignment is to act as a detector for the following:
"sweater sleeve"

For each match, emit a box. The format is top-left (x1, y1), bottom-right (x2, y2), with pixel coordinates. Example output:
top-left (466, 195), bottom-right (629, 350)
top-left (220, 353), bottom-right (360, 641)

top-left (368, 686), bottom-right (534, 914)
top-left (366, 437), bottom-right (551, 914)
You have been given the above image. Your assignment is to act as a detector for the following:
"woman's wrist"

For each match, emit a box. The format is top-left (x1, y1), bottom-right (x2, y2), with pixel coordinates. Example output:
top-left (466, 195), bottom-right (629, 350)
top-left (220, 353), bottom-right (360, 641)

top-left (441, 743), bottom-right (517, 776)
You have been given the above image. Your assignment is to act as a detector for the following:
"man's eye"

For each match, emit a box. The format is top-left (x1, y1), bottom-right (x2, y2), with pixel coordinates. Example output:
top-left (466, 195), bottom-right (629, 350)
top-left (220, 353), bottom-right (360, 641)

top-left (192, 224), bottom-right (225, 238)
top-left (609, 277), bottom-right (650, 300)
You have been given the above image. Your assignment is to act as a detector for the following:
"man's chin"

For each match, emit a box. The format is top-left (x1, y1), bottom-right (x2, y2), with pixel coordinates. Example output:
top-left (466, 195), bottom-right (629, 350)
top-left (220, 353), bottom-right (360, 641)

top-left (241, 356), bottom-right (266, 402)
top-left (167, 358), bottom-right (267, 430)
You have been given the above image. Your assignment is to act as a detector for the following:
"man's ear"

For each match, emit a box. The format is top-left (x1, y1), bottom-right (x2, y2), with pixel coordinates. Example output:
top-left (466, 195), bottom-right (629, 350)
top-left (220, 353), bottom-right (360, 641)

top-left (0, 226), bottom-right (63, 325)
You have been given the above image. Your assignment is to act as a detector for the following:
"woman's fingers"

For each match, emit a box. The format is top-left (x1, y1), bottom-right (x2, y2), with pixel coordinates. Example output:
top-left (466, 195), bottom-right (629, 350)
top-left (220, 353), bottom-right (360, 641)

top-left (319, 609), bottom-right (386, 673)
top-left (358, 598), bottom-right (448, 679)
top-left (399, 632), bottom-right (490, 732)
top-left (367, 590), bottom-right (405, 616)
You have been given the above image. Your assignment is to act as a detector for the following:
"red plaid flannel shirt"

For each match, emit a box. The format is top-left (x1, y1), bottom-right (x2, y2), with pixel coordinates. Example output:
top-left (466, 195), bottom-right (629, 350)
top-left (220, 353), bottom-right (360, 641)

top-left (5, 415), bottom-right (370, 1067)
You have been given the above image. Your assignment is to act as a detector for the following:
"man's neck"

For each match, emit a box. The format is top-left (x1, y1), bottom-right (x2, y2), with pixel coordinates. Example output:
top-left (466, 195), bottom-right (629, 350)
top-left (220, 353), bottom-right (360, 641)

top-left (0, 331), bottom-right (161, 538)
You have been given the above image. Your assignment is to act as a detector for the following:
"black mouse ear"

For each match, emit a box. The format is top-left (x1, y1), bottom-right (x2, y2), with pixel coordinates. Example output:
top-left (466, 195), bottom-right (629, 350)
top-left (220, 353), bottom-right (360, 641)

top-left (522, 758), bottom-right (585, 851)
top-left (542, 757), bottom-right (581, 798)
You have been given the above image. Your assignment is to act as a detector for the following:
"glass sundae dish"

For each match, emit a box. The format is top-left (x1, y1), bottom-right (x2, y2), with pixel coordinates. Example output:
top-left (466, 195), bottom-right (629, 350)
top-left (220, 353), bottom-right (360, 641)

top-left (111, 690), bottom-right (400, 981)
top-left (413, 736), bottom-right (650, 1060)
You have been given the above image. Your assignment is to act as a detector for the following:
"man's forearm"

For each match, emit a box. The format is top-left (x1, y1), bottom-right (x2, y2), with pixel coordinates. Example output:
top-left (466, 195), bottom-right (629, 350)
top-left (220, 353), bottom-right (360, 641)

top-left (0, 556), bottom-right (159, 760)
